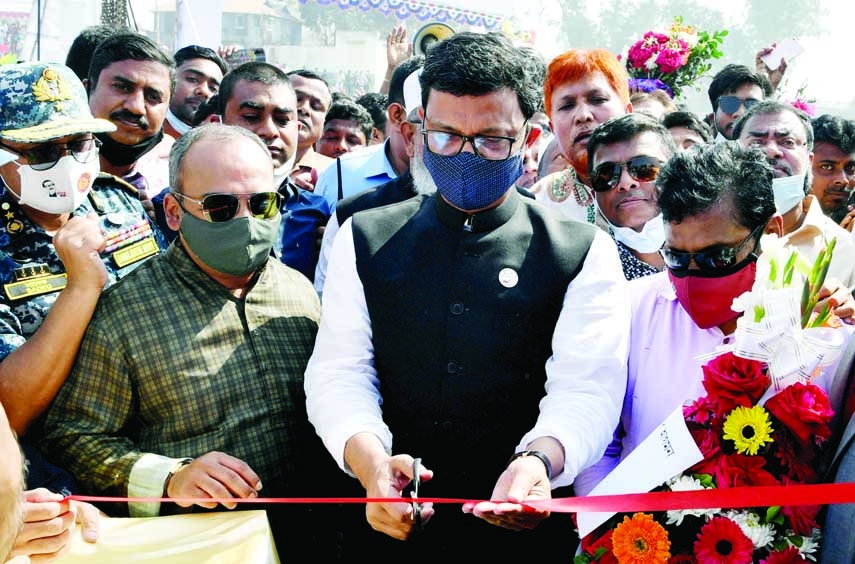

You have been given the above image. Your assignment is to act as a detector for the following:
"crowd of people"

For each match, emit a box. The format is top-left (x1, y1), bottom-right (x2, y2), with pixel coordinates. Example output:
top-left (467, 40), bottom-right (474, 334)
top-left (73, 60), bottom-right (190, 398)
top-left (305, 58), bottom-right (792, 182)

top-left (0, 19), bottom-right (854, 564)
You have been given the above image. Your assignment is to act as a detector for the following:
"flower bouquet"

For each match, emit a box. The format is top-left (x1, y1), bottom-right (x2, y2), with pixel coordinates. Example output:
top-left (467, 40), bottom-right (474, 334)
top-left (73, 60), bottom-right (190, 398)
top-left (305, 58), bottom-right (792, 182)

top-left (576, 239), bottom-right (846, 563)
top-left (622, 16), bottom-right (727, 100)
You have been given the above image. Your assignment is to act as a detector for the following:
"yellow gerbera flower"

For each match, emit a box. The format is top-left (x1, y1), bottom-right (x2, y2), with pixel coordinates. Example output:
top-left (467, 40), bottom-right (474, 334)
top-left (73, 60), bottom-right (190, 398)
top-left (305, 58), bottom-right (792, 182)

top-left (723, 405), bottom-right (774, 455)
top-left (611, 513), bottom-right (671, 564)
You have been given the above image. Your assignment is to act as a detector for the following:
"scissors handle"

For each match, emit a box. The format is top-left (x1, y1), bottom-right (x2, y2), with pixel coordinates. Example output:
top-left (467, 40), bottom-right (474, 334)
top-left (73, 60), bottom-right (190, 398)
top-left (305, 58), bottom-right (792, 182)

top-left (411, 457), bottom-right (424, 530)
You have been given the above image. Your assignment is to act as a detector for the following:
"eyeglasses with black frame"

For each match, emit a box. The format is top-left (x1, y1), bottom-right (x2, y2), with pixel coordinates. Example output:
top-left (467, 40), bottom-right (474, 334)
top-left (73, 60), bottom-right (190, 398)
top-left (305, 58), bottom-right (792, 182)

top-left (0, 137), bottom-right (101, 171)
top-left (171, 191), bottom-right (281, 223)
top-left (659, 223), bottom-right (764, 272)
top-left (590, 155), bottom-right (662, 193)
top-left (421, 120), bottom-right (528, 161)
top-left (716, 95), bottom-right (760, 115)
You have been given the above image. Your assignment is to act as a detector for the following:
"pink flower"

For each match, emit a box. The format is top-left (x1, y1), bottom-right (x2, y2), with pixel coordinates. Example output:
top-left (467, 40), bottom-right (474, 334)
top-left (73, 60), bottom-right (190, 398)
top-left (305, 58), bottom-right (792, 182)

top-left (684, 396), bottom-right (720, 425)
top-left (628, 32), bottom-right (669, 68)
top-left (765, 382), bottom-right (834, 446)
top-left (790, 98), bottom-right (816, 117)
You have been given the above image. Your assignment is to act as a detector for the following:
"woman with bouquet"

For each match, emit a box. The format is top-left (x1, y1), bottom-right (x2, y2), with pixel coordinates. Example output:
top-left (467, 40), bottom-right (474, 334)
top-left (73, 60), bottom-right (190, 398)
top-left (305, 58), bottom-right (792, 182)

top-left (575, 142), bottom-right (854, 563)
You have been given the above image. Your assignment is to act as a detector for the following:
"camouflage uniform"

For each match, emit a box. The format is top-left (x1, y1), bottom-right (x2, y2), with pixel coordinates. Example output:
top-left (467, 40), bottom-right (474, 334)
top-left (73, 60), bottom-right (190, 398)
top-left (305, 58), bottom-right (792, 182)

top-left (0, 173), bottom-right (167, 357)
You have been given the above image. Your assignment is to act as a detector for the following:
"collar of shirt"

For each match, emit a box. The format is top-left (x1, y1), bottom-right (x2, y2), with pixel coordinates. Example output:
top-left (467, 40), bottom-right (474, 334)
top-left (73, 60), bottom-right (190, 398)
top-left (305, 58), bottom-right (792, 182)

top-left (434, 186), bottom-right (518, 233)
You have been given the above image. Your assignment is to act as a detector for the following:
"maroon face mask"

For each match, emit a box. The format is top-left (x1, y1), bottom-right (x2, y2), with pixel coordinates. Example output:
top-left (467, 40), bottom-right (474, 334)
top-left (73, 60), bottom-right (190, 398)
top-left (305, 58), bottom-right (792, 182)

top-left (668, 257), bottom-right (758, 329)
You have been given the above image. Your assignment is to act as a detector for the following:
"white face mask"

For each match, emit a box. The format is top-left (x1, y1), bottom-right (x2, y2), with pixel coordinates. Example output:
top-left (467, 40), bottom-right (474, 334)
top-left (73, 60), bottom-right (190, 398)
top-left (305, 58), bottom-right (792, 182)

top-left (594, 196), bottom-right (666, 253)
top-left (771, 174), bottom-right (806, 214)
top-left (15, 154), bottom-right (99, 214)
top-left (610, 214), bottom-right (666, 253)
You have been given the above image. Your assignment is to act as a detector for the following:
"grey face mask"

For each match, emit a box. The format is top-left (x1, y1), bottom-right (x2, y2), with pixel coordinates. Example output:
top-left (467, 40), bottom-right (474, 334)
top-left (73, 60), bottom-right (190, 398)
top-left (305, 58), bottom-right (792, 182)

top-left (180, 213), bottom-right (281, 276)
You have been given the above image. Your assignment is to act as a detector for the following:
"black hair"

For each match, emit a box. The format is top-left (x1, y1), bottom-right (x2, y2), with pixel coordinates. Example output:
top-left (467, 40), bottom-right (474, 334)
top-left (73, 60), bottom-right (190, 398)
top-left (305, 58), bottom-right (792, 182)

top-left (87, 31), bottom-right (174, 92)
top-left (419, 32), bottom-right (542, 120)
top-left (731, 99), bottom-right (814, 150)
top-left (218, 61), bottom-right (291, 115)
top-left (173, 44), bottom-right (227, 76)
top-left (812, 114), bottom-right (855, 154)
top-left (65, 25), bottom-right (117, 81)
top-left (586, 113), bottom-right (677, 174)
top-left (192, 94), bottom-right (219, 126)
top-left (657, 141), bottom-right (775, 231)
top-left (388, 55), bottom-right (425, 108)
top-left (323, 99), bottom-right (374, 141)
top-left (707, 64), bottom-right (773, 113)
top-left (286, 68), bottom-right (331, 90)
top-left (662, 110), bottom-right (714, 144)
top-left (355, 92), bottom-right (388, 133)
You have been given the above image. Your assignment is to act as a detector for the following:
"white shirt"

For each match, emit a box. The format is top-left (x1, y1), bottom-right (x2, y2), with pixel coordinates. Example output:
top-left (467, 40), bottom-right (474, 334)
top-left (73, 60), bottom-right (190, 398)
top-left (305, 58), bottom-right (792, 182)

top-left (305, 220), bottom-right (630, 488)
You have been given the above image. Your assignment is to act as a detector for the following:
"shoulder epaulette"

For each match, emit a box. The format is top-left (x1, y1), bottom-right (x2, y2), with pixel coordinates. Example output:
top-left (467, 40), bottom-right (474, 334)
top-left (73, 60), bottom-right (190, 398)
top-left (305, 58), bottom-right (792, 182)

top-left (91, 172), bottom-right (138, 197)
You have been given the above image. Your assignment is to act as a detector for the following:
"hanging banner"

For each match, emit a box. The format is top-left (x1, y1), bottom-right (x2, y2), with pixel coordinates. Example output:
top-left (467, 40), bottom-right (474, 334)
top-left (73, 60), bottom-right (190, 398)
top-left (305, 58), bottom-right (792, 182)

top-left (297, 0), bottom-right (505, 31)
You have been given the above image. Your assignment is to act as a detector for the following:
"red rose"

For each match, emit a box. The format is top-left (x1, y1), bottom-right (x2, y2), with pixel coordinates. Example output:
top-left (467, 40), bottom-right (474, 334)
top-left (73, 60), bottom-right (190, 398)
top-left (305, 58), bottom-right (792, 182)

top-left (765, 382), bottom-right (834, 446)
top-left (714, 454), bottom-right (779, 488)
top-left (701, 353), bottom-right (769, 415)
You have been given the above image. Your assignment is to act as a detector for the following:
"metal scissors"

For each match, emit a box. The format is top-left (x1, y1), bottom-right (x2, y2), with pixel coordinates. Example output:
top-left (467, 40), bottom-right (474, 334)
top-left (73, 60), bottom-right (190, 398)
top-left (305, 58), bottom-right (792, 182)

top-left (411, 457), bottom-right (424, 530)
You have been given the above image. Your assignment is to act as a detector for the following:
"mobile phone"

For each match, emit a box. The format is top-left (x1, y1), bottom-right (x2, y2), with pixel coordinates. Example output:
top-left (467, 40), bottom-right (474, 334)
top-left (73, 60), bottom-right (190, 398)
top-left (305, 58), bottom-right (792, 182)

top-left (760, 38), bottom-right (804, 70)
top-left (225, 47), bottom-right (266, 69)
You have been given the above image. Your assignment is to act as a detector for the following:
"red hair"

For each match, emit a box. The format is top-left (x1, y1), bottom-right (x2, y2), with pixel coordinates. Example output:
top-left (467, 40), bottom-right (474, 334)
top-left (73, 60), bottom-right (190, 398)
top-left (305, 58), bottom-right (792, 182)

top-left (543, 49), bottom-right (630, 116)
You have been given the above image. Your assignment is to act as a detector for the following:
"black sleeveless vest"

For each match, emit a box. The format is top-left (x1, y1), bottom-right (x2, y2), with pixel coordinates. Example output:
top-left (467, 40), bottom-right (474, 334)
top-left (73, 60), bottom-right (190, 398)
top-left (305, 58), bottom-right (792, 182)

top-left (351, 189), bottom-right (597, 496)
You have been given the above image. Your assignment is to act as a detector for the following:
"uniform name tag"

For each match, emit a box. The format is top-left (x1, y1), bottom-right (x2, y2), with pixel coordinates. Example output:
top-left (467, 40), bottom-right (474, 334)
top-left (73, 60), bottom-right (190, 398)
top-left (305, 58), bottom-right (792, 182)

top-left (113, 236), bottom-right (159, 268)
top-left (4, 273), bottom-right (67, 301)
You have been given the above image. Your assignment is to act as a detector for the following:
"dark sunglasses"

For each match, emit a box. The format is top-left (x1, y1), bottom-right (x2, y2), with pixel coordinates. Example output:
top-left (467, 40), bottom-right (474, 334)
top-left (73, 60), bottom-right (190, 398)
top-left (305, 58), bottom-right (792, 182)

top-left (171, 191), bottom-right (281, 223)
top-left (0, 137), bottom-right (101, 171)
top-left (717, 95), bottom-right (760, 115)
top-left (590, 156), bottom-right (661, 192)
top-left (660, 224), bottom-right (763, 272)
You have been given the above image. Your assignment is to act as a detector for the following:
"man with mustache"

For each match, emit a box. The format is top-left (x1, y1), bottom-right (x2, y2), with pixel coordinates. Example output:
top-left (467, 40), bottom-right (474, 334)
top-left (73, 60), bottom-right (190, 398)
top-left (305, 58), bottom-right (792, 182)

top-left (86, 31), bottom-right (175, 200)
top-left (163, 45), bottom-right (227, 139)
top-left (808, 114), bottom-right (855, 223)
top-left (734, 100), bottom-right (855, 288)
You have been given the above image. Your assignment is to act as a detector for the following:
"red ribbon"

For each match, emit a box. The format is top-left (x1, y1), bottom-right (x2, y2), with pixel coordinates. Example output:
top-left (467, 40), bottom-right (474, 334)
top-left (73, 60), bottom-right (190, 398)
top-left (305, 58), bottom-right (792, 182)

top-left (68, 482), bottom-right (855, 512)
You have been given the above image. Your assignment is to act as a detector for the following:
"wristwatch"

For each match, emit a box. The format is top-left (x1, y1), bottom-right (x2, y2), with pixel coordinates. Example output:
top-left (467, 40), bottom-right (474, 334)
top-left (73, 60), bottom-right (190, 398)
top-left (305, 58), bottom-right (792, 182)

top-left (507, 450), bottom-right (552, 480)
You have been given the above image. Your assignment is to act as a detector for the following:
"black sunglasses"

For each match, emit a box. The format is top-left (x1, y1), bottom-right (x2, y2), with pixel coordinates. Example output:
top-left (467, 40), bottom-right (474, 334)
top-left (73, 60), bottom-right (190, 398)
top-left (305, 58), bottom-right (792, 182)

top-left (660, 224), bottom-right (764, 272)
top-left (171, 191), bottom-right (281, 223)
top-left (0, 137), bottom-right (101, 171)
top-left (590, 156), bottom-right (661, 193)
top-left (717, 95), bottom-right (760, 115)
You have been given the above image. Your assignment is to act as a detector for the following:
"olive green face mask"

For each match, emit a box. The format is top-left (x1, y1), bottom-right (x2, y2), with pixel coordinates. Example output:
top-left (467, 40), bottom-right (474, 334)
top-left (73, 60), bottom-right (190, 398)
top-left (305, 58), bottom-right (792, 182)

top-left (179, 212), bottom-right (281, 276)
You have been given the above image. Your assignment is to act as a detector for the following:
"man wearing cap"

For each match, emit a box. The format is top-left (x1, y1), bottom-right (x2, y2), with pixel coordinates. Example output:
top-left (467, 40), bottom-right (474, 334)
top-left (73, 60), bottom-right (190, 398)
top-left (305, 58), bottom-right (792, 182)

top-left (163, 45), bottom-right (227, 139)
top-left (86, 31), bottom-right (175, 199)
top-left (0, 61), bottom-right (166, 560)
top-left (313, 56), bottom-right (425, 295)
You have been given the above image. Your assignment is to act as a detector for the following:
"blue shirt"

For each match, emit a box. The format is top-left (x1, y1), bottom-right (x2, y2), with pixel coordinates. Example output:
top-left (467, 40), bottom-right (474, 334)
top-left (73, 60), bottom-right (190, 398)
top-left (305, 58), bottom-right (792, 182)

top-left (312, 140), bottom-right (398, 209)
top-left (276, 180), bottom-right (333, 281)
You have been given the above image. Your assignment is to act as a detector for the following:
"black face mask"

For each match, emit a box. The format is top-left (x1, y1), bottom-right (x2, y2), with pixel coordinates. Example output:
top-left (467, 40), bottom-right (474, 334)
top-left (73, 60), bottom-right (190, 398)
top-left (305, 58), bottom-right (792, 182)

top-left (95, 129), bottom-right (164, 167)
